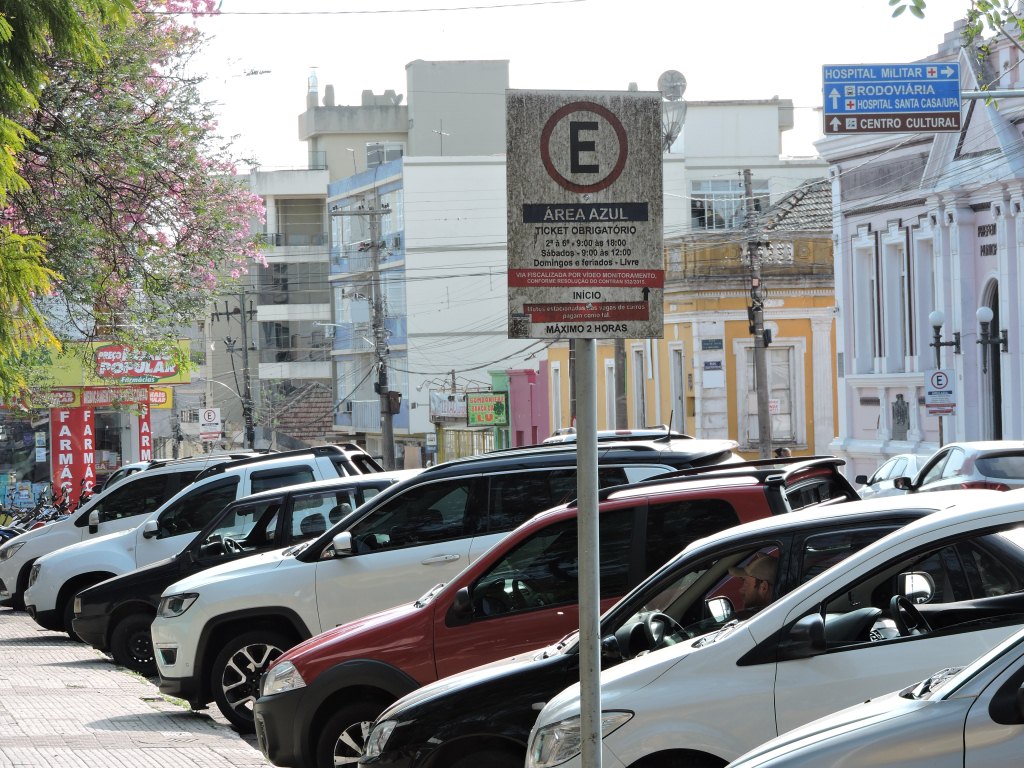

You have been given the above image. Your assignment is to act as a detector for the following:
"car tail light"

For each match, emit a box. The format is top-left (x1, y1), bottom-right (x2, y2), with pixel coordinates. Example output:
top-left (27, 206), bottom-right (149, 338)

top-left (960, 481), bottom-right (1010, 491)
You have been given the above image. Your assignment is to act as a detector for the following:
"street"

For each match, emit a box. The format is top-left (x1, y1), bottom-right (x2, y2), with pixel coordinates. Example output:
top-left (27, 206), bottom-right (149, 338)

top-left (0, 607), bottom-right (268, 766)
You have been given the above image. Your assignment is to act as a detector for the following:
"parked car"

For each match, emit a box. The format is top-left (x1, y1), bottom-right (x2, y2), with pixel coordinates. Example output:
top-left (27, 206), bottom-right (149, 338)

top-left (0, 452), bottom-right (259, 611)
top-left (23, 444), bottom-right (384, 637)
top-left (359, 490), bottom-right (978, 768)
top-left (96, 461), bottom-right (152, 492)
top-left (896, 440), bottom-right (1024, 493)
top-left (854, 453), bottom-right (924, 498)
top-left (524, 488), bottom-right (1024, 768)
top-left (728, 624), bottom-right (1024, 767)
top-left (72, 470), bottom-right (416, 674)
top-left (150, 435), bottom-right (751, 731)
top-left (254, 457), bottom-right (856, 768)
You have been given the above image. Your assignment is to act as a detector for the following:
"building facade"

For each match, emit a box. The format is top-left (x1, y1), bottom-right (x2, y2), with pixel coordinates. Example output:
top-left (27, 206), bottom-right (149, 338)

top-left (822, 23), bottom-right (1024, 479)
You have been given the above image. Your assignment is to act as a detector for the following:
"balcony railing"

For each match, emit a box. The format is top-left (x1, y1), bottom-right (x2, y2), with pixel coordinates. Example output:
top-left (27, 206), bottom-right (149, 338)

top-left (309, 151), bottom-right (327, 170)
top-left (265, 232), bottom-right (329, 247)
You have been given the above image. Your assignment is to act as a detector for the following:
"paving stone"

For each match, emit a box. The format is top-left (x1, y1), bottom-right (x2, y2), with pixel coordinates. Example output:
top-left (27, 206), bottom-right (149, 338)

top-left (0, 609), bottom-right (269, 766)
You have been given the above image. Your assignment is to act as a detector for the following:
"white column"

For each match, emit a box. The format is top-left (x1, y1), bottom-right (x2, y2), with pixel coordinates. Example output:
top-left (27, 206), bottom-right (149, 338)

top-left (811, 316), bottom-right (834, 454)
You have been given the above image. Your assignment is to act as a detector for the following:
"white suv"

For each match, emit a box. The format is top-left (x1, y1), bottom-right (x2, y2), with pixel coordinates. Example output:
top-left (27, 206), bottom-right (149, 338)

top-left (23, 446), bottom-right (380, 637)
top-left (527, 489), bottom-right (1024, 768)
top-left (0, 453), bottom-right (254, 610)
top-left (150, 437), bottom-right (739, 731)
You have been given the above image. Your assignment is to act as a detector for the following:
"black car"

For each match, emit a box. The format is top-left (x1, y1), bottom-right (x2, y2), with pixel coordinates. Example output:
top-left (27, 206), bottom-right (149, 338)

top-left (73, 471), bottom-right (410, 675)
top-left (358, 492), bottom-right (977, 768)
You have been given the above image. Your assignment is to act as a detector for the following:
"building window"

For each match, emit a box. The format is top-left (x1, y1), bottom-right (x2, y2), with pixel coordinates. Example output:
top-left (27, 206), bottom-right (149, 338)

top-left (691, 179), bottom-right (769, 231)
top-left (744, 346), bottom-right (795, 444)
top-left (632, 347), bottom-right (647, 428)
top-left (604, 360), bottom-right (616, 429)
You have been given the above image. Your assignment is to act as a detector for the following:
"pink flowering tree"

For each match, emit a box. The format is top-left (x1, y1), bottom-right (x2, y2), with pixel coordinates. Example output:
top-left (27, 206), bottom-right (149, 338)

top-left (1, 0), bottom-right (266, 401)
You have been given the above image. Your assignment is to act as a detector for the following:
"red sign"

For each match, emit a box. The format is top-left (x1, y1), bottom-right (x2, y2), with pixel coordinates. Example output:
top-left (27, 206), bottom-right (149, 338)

top-left (50, 407), bottom-right (97, 497)
top-left (138, 404), bottom-right (152, 462)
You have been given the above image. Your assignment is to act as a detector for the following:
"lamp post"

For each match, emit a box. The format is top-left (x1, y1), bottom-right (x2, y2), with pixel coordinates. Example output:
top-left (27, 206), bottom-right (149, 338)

top-left (928, 310), bottom-right (960, 448)
top-left (975, 306), bottom-right (1008, 375)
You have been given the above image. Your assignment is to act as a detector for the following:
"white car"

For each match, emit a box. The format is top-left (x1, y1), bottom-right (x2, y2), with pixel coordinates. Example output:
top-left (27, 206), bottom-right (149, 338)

top-left (527, 488), bottom-right (1024, 768)
top-left (149, 439), bottom-right (734, 732)
top-left (854, 453), bottom-right (924, 498)
top-left (729, 625), bottom-right (1024, 767)
top-left (0, 453), bottom-right (250, 611)
top-left (23, 447), bottom-right (374, 637)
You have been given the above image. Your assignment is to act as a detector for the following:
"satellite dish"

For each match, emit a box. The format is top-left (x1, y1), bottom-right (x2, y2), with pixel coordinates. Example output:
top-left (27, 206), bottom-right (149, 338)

top-left (657, 70), bottom-right (687, 101)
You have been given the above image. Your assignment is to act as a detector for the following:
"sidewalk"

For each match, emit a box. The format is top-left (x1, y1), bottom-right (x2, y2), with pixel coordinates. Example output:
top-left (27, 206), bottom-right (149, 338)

top-left (0, 607), bottom-right (269, 766)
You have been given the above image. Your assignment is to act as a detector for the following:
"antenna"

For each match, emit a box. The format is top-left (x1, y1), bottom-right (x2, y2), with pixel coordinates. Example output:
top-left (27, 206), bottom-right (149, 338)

top-left (658, 70), bottom-right (687, 152)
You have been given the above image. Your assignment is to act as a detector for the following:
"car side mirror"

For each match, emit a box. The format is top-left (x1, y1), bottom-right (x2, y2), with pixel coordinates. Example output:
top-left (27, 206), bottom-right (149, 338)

top-left (332, 531), bottom-right (354, 557)
top-left (88, 510), bottom-right (100, 534)
top-left (446, 586), bottom-right (473, 625)
top-left (898, 571), bottom-right (935, 604)
top-left (779, 612), bottom-right (826, 660)
top-left (855, 474), bottom-right (868, 484)
top-left (706, 596), bottom-right (735, 624)
top-left (600, 633), bottom-right (623, 662)
top-left (893, 476), bottom-right (913, 491)
top-left (142, 519), bottom-right (159, 539)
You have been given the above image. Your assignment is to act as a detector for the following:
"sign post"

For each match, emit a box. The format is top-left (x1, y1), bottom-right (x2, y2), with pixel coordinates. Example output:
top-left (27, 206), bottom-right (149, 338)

top-left (199, 408), bottom-right (222, 442)
top-left (507, 89), bottom-right (663, 768)
top-left (822, 62), bottom-right (961, 134)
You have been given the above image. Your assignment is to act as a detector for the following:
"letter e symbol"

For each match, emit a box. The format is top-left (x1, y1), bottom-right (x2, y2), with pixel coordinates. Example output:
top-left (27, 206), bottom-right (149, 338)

top-left (570, 121), bottom-right (599, 174)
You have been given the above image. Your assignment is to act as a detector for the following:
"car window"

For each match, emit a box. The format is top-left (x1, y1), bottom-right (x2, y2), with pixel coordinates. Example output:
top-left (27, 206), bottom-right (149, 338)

top-left (469, 507), bottom-right (639, 618)
top-left (484, 470), bottom-right (579, 533)
top-left (975, 454), bottom-right (1024, 480)
top-left (197, 499), bottom-right (280, 557)
top-left (891, 457), bottom-right (908, 478)
top-left (347, 477), bottom-right (476, 552)
top-left (940, 448), bottom-right (968, 479)
top-left (919, 451), bottom-right (951, 486)
top-left (643, 499), bottom-right (740, 575)
top-left (156, 478), bottom-right (239, 538)
top-left (83, 473), bottom-right (172, 524)
top-left (814, 526), bottom-right (1024, 649)
top-left (250, 465), bottom-right (316, 495)
top-left (289, 489), bottom-right (361, 541)
top-left (798, 527), bottom-right (902, 581)
top-left (870, 458), bottom-right (899, 484)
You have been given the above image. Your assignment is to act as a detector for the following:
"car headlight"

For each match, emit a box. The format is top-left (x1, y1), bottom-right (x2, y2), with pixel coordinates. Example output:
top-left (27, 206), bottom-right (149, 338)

top-left (363, 719), bottom-right (397, 759)
top-left (260, 660), bottom-right (306, 696)
top-left (28, 563), bottom-right (41, 587)
top-left (0, 541), bottom-right (24, 561)
top-left (157, 592), bottom-right (199, 618)
top-left (528, 712), bottom-right (633, 768)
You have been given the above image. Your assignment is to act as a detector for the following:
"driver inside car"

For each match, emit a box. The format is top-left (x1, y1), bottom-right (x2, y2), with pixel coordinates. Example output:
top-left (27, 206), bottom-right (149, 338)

top-left (728, 551), bottom-right (779, 616)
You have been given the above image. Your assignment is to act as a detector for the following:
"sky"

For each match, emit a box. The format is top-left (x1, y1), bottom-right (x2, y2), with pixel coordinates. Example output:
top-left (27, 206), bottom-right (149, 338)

top-left (187, 0), bottom-right (973, 170)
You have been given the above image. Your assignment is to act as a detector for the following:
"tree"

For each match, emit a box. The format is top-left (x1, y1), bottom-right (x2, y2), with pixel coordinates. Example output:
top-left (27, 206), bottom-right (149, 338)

top-left (0, 0), bottom-right (266, 402)
top-left (890, 0), bottom-right (1024, 53)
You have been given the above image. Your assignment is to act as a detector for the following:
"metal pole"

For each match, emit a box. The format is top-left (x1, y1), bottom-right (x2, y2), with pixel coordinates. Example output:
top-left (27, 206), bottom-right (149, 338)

top-left (614, 339), bottom-right (627, 429)
top-left (239, 291), bottom-right (255, 450)
top-left (744, 169), bottom-right (772, 458)
top-left (576, 338), bottom-right (601, 768)
top-left (931, 324), bottom-right (944, 448)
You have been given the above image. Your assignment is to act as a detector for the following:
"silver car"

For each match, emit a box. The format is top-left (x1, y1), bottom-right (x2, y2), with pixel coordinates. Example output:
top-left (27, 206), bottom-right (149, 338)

top-left (728, 624), bottom-right (1024, 767)
top-left (901, 440), bottom-right (1024, 493)
top-left (855, 453), bottom-right (924, 498)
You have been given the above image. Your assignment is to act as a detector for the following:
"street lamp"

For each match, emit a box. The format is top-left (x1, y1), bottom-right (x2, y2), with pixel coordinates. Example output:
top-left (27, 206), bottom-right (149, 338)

top-left (976, 306), bottom-right (1008, 375)
top-left (928, 310), bottom-right (960, 448)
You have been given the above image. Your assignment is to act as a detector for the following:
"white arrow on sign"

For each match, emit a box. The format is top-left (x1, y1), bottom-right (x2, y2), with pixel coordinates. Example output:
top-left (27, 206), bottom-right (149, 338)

top-left (829, 88), bottom-right (841, 109)
top-left (941, 65), bottom-right (955, 77)
top-left (829, 117), bottom-right (842, 131)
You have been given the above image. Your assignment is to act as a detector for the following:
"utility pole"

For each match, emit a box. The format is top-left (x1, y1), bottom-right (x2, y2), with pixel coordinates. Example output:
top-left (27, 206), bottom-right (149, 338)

top-left (744, 169), bottom-right (772, 458)
top-left (212, 291), bottom-right (257, 450)
top-left (614, 339), bottom-right (627, 429)
top-left (331, 195), bottom-right (395, 470)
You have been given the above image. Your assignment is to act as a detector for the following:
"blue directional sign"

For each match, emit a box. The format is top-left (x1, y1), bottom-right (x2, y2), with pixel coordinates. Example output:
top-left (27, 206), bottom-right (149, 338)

top-left (823, 62), bottom-right (961, 134)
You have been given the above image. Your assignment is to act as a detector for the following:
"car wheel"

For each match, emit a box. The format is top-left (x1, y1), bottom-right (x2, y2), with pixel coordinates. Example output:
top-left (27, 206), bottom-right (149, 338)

top-left (211, 630), bottom-right (291, 732)
top-left (450, 748), bottom-right (523, 768)
top-left (315, 699), bottom-right (391, 768)
top-left (109, 613), bottom-right (156, 676)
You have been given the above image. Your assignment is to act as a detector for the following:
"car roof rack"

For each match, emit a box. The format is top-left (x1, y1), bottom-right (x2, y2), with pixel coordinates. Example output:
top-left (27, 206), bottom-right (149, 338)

top-left (592, 455), bottom-right (846, 502)
top-left (192, 444), bottom-right (359, 481)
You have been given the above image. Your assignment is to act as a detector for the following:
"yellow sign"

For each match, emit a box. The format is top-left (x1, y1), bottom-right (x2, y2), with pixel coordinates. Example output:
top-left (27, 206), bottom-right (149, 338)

top-left (41, 340), bottom-right (192, 387)
top-left (149, 386), bottom-right (174, 410)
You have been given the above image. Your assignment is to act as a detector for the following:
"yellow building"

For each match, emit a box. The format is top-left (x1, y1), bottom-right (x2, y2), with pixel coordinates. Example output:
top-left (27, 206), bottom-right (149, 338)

top-left (547, 180), bottom-right (837, 459)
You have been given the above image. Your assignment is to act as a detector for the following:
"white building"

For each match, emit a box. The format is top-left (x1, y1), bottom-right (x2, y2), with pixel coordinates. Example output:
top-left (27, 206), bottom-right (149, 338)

top-left (821, 22), bottom-right (1024, 479)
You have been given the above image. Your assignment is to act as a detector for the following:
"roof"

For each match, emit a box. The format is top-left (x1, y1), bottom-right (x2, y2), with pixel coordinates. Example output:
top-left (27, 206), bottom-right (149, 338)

top-left (761, 178), bottom-right (831, 234)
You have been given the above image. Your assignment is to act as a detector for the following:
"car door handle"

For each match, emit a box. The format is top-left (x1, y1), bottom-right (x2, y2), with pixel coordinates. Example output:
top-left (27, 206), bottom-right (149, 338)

top-left (422, 554), bottom-right (460, 564)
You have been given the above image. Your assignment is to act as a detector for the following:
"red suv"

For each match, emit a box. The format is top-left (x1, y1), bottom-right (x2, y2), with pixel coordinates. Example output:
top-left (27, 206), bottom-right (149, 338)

top-left (253, 458), bottom-right (856, 768)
